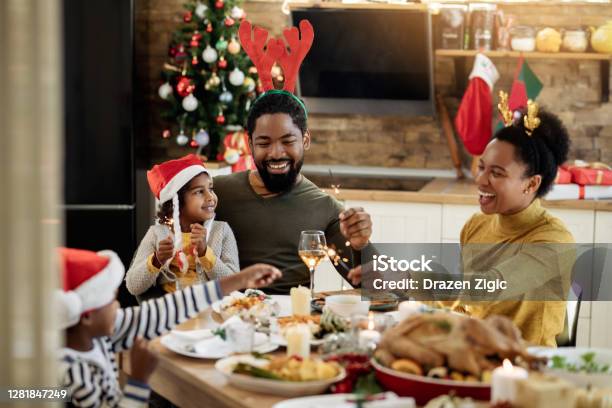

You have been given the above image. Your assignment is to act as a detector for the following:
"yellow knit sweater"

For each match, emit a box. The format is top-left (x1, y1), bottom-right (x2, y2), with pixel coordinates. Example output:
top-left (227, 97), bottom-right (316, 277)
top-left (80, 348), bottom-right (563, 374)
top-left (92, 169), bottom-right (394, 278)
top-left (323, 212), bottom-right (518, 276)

top-left (456, 199), bottom-right (575, 347)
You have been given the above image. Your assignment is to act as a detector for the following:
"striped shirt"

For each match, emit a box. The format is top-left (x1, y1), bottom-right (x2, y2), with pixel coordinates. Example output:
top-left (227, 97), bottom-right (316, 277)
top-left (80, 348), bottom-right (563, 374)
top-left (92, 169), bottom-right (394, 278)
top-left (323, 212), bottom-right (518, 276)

top-left (59, 280), bottom-right (223, 407)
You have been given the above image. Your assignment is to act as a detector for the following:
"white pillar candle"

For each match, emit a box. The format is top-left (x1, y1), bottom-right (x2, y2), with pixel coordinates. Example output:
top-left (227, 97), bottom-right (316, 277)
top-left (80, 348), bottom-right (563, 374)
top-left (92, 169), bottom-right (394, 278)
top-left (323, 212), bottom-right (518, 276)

top-left (286, 324), bottom-right (310, 359)
top-left (491, 359), bottom-right (529, 404)
top-left (290, 286), bottom-right (311, 316)
top-left (398, 300), bottom-right (422, 321)
top-left (358, 313), bottom-right (381, 349)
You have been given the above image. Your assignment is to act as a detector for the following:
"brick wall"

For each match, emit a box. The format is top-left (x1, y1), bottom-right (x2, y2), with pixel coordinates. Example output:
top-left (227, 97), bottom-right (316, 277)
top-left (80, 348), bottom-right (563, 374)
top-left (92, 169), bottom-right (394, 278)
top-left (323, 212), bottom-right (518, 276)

top-left (135, 0), bottom-right (612, 169)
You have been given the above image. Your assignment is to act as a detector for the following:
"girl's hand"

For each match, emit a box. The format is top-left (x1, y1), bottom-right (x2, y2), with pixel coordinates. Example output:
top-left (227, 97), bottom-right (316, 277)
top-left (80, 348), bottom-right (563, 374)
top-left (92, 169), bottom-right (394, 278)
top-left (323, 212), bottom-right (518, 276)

top-left (190, 223), bottom-right (207, 256)
top-left (154, 235), bottom-right (174, 266)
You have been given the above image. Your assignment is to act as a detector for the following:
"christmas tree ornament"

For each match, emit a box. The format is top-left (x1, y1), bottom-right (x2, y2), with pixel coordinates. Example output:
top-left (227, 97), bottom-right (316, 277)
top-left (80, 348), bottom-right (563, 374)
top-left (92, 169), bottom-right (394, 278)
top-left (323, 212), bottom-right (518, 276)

top-left (248, 66), bottom-right (257, 75)
top-left (190, 139), bottom-right (199, 148)
top-left (158, 82), bottom-right (173, 99)
top-left (195, 129), bottom-right (210, 147)
top-left (176, 130), bottom-right (189, 146)
top-left (195, 2), bottom-right (208, 18)
top-left (216, 113), bottom-right (226, 125)
top-left (243, 76), bottom-right (255, 92)
top-left (192, 31), bottom-right (203, 41)
top-left (230, 6), bottom-right (244, 20)
top-left (191, 55), bottom-right (199, 65)
top-left (219, 90), bottom-right (233, 104)
top-left (229, 68), bottom-right (245, 86)
top-left (271, 65), bottom-right (282, 78)
top-left (190, 38), bottom-right (199, 47)
top-left (202, 45), bottom-right (218, 63)
top-left (175, 44), bottom-right (187, 59)
top-left (224, 147), bottom-right (240, 165)
top-left (225, 17), bottom-right (235, 27)
top-left (182, 93), bottom-right (199, 111)
top-left (217, 57), bottom-right (228, 69)
top-left (215, 37), bottom-right (228, 51)
top-left (206, 22), bottom-right (213, 33)
top-left (215, 0), bottom-right (224, 9)
top-left (162, 129), bottom-right (172, 139)
top-left (183, 11), bottom-right (193, 23)
top-left (168, 46), bottom-right (177, 58)
top-left (227, 38), bottom-right (241, 55)
top-left (176, 76), bottom-right (195, 97)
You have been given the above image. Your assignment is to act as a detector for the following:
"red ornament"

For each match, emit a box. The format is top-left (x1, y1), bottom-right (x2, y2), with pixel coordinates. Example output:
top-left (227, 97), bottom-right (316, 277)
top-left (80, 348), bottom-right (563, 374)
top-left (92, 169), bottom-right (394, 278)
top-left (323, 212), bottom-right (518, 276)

top-left (192, 31), bottom-right (203, 41)
top-left (190, 39), bottom-right (199, 48)
top-left (218, 58), bottom-right (228, 69)
top-left (216, 114), bottom-right (226, 125)
top-left (206, 23), bottom-right (213, 33)
top-left (175, 44), bottom-right (187, 59)
top-left (162, 129), bottom-right (171, 139)
top-left (168, 46), bottom-right (177, 57)
top-left (191, 56), bottom-right (199, 66)
top-left (183, 11), bottom-right (193, 23)
top-left (224, 17), bottom-right (235, 27)
top-left (176, 76), bottom-right (195, 97)
top-left (215, 0), bottom-right (224, 9)
top-left (190, 139), bottom-right (199, 148)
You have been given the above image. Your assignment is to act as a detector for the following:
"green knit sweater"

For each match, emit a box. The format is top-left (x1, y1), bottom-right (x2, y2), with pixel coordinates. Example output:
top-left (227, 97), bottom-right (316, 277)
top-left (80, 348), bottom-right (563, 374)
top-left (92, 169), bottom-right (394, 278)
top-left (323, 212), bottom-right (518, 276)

top-left (214, 171), bottom-right (359, 294)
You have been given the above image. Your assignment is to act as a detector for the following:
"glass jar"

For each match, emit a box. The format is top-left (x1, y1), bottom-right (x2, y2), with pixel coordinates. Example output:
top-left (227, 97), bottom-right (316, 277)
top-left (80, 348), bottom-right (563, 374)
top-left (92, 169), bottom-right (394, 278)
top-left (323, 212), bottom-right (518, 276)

top-left (510, 25), bottom-right (536, 52)
top-left (469, 3), bottom-right (497, 51)
top-left (563, 28), bottom-right (589, 52)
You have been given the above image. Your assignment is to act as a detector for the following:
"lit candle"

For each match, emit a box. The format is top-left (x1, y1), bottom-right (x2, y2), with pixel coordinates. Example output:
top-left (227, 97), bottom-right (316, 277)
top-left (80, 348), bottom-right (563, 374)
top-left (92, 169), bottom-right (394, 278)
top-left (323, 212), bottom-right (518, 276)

top-left (398, 300), bottom-right (422, 321)
top-left (286, 324), bottom-right (310, 359)
top-left (290, 286), bottom-right (311, 316)
top-left (491, 359), bottom-right (529, 404)
top-left (358, 313), bottom-right (381, 349)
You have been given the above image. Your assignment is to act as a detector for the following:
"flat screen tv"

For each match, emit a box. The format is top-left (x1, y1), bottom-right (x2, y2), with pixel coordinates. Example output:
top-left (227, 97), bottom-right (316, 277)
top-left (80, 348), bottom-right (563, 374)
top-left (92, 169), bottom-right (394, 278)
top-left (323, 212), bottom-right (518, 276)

top-left (291, 7), bottom-right (434, 116)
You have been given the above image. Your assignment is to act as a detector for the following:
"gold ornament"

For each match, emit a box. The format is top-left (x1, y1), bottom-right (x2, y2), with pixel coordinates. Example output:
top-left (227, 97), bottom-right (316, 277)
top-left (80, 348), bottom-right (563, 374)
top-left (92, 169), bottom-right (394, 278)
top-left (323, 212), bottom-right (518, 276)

top-left (497, 91), bottom-right (514, 127)
top-left (227, 38), bottom-right (241, 55)
top-left (524, 99), bottom-right (541, 136)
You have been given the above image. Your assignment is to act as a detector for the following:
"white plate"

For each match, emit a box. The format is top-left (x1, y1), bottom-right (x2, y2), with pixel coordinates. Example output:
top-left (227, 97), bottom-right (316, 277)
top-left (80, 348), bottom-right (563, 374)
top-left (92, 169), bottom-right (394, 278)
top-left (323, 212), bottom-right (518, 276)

top-left (215, 355), bottom-right (346, 397)
top-left (272, 393), bottom-right (414, 408)
top-left (270, 333), bottom-right (326, 347)
top-left (528, 346), bottom-right (612, 388)
top-left (169, 328), bottom-right (213, 343)
top-left (161, 332), bottom-right (278, 359)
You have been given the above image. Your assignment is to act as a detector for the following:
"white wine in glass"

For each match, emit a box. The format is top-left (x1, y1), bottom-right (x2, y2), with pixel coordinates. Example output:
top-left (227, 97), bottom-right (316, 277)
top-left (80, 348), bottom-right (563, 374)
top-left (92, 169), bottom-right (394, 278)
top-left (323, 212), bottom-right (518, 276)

top-left (298, 230), bottom-right (327, 297)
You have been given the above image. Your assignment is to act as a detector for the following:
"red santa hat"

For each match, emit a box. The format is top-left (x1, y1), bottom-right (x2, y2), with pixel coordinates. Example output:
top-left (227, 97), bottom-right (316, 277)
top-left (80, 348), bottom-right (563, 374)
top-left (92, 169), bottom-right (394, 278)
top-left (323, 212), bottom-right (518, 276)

top-left (146, 154), bottom-right (209, 273)
top-left (56, 248), bottom-right (125, 329)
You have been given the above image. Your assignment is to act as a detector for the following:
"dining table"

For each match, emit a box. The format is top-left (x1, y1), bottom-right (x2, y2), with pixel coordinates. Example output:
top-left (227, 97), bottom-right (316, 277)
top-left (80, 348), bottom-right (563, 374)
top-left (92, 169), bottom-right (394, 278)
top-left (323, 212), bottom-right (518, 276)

top-left (120, 291), bottom-right (489, 408)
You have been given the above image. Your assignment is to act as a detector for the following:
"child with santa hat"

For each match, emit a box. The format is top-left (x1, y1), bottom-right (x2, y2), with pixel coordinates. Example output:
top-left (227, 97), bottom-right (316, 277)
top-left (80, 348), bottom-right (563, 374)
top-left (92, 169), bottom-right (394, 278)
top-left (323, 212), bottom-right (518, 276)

top-left (57, 247), bottom-right (280, 407)
top-left (127, 154), bottom-right (240, 300)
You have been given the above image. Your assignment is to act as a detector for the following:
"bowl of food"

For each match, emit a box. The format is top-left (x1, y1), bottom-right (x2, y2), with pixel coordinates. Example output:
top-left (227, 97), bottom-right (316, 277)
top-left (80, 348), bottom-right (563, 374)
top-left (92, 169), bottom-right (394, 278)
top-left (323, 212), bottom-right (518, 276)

top-left (324, 295), bottom-right (370, 318)
top-left (372, 312), bottom-right (541, 405)
top-left (213, 289), bottom-right (280, 322)
top-left (528, 347), bottom-right (612, 388)
top-left (215, 354), bottom-right (346, 397)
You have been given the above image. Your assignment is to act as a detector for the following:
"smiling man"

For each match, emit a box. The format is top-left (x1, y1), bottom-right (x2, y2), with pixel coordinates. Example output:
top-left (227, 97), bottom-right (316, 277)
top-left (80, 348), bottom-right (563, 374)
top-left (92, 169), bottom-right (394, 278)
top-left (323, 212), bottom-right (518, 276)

top-left (213, 91), bottom-right (373, 294)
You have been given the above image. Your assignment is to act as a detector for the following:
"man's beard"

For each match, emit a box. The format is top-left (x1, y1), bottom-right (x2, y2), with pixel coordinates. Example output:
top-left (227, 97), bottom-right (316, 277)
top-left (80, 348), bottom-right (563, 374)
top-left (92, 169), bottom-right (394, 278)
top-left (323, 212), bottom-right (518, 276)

top-left (256, 158), bottom-right (304, 193)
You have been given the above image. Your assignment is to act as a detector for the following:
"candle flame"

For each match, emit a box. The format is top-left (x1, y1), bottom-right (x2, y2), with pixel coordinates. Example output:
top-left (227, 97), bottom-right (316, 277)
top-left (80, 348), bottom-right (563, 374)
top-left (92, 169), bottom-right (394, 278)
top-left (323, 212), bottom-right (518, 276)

top-left (503, 359), bottom-right (513, 370)
top-left (368, 312), bottom-right (375, 330)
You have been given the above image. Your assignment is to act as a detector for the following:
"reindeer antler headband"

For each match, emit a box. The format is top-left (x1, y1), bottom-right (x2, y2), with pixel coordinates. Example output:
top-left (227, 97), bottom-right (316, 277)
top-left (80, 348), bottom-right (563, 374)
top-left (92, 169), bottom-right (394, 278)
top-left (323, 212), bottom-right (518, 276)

top-left (497, 91), bottom-right (541, 136)
top-left (239, 19), bottom-right (314, 117)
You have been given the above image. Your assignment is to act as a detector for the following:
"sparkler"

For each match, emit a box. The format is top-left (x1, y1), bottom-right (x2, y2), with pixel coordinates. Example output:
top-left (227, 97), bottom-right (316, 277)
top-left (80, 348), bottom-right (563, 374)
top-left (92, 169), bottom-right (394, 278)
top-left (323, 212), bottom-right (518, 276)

top-left (328, 168), bottom-right (351, 248)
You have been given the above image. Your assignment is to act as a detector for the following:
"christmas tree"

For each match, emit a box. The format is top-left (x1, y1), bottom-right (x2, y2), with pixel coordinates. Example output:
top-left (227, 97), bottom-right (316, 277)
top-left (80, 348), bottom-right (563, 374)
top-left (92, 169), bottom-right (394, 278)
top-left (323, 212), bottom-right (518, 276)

top-left (158, 0), bottom-right (260, 158)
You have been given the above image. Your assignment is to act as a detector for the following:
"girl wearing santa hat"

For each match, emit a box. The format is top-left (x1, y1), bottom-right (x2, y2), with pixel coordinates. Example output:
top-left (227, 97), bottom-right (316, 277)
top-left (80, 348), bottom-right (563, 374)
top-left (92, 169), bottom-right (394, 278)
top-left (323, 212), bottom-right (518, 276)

top-left (126, 154), bottom-right (240, 300)
top-left (57, 247), bottom-right (281, 407)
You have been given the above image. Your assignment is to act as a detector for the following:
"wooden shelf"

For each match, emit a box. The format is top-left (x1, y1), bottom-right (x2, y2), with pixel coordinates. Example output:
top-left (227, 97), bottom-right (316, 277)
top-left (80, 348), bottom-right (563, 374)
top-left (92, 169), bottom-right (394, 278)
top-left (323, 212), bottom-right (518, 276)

top-left (289, 2), bottom-right (428, 10)
top-left (435, 49), bottom-right (612, 60)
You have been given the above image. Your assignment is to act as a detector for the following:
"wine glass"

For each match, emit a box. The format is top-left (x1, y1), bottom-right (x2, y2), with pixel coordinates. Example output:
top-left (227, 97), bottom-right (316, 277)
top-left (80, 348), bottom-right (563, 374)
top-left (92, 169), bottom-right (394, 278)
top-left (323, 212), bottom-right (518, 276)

top-left (298, 230), bottom-right (327, 297)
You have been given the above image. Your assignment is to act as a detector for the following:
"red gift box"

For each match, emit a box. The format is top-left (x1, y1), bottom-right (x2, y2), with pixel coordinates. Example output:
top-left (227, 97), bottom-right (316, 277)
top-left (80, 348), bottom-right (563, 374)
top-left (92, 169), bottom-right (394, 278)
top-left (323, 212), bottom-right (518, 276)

top-left (565, 161), bottom-right (612, 186)
top-left (555, 166), bottom-right (572, 184)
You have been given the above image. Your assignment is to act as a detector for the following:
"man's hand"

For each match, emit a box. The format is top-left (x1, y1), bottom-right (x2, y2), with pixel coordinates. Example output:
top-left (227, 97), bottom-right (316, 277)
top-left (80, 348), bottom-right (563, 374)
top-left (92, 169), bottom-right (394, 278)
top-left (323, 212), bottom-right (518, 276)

top-left (129, 337), bottom-right (158, 384)
top-left (190, 223), bottom-right (208, 257)
top-left (339, 207), bottom-right (372, 251)
top-left (347, 265), bottom-right (363, 286)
